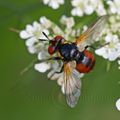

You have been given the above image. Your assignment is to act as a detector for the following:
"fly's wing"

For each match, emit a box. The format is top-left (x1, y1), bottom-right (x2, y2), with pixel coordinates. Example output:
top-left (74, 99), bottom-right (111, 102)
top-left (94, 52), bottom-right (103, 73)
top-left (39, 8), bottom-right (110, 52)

top-left (76, 15), bottom-right (109, 51)
top-left (63, 61), bottom-right (81, 108)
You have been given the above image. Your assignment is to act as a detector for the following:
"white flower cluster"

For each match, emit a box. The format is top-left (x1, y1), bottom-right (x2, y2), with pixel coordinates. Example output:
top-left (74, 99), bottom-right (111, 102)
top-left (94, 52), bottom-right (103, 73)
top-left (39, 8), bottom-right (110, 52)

top-left (71, 0), bottom-right (106, 16)
top-left (41, 0), bottom-right (120, 68)
top-left (20, 17), bottom-right (52, 54)
top-left (20, 16), bottom-right (84, 92)
top-left (94, 1), bottom-right (120, 67)
top-left (95, 33), bottom-right (120, 61)
top-left (19, 0), bottom-right (120, 108)
top-left (107, 0), bottom-right (120, 15)
top-left (43, 0), bottom-right (64, 9)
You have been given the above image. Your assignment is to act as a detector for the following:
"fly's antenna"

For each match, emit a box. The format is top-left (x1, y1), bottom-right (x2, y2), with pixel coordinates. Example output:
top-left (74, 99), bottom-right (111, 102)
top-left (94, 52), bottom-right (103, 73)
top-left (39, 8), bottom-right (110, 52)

top-left (38, 32), bottom-right (51, 42)
top-left (42, 32), bottom-right (51, 41)
top-left (38, 39), bottom-right (48, 41)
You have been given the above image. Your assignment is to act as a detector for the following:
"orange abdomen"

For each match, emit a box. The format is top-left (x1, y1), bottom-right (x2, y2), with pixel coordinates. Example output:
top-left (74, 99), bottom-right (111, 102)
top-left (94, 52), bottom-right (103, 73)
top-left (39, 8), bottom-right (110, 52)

top-left (76, 50), bottom-right (95, 73)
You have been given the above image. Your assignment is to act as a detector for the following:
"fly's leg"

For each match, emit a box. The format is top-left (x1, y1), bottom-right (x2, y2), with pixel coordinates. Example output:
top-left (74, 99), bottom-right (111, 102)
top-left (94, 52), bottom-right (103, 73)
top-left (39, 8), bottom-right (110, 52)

top-left (75, 29), bottom-right (80, 39)
top-left (85, 45), bottom-right (96, 50)
top-left (39, 57), bottom-right (64, 73)
top-left (39, 57), bottom-right (62, 62)
top-left (40, 57), bottom-right (64, 74)
top-left (85, 42), bottom-right (110, 50)
top-left (21, 57), bottom-right (63, 75)
top-left (55, 65), bottom-right (64, 74)
top-left (96, 42), bottom-right (110, 49)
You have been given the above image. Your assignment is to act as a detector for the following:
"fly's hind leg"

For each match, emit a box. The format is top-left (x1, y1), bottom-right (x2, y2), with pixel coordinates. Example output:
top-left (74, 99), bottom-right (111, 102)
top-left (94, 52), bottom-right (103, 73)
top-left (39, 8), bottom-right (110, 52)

top-left (85, 45), bottom-right (96, 50)
top-left (75, 29), bottom-right (80, 39)
top-left (85, 42), bottom-right (110, 50)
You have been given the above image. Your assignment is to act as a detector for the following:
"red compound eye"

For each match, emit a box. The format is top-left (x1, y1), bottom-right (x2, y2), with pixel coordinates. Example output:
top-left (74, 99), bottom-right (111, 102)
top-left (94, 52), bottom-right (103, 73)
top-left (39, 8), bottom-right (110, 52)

top-left (48, 45), bottom-right (55, 55)
top-left (54, 36), bottom-right (63, 41)
top-left (50, 35), bottom-right (64, 45)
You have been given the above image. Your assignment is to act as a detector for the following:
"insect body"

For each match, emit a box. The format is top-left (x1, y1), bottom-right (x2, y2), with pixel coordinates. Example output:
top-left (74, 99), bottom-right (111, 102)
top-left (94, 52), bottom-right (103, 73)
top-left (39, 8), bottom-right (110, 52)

top-left (49, 39), bottom-right (95, 73)
top-left (41, 15), bottom-right (109, 108)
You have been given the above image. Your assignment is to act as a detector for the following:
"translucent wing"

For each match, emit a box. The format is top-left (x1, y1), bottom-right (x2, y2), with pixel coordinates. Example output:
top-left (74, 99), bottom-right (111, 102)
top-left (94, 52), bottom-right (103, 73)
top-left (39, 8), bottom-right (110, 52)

top-left (76, 15), bottom-right (109, 51)
top-left (63, 61), bottom-right (81, 108)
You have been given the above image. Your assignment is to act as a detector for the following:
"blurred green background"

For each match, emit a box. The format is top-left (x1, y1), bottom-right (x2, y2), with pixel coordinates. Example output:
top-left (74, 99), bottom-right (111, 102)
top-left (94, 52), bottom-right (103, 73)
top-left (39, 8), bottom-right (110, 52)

top-left (0, 0), bottom-right (120, 120)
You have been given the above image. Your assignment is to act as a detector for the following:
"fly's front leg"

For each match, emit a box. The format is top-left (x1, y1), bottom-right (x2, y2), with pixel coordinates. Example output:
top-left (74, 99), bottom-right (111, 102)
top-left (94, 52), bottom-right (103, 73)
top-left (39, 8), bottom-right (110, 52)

top-left (21, 57), bottom-right (62, 75)
top-left (55, 65), bottom-right (64, 74)
top-left (39, 57), bottom-right (62, 62)
top-left (39, 57), bottom-right (64, 74)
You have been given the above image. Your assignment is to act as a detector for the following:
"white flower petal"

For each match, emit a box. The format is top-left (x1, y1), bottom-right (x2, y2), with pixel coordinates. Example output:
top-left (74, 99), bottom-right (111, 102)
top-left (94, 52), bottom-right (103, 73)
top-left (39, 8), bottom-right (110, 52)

top-left (33, 21), bottom-right (40, 28)
top-left (79, 73), bottom-right (84, 78)
top-left (108, 52), bottom-right (118, 61)
top-left (60, 15), bottom-right (75, 28)
top-left (71, 0), bottom-right (106, 16)
top-left (61, 84), bottom-right (65, 94)
top-left (41, 29), bottom-right (49, 38)
top-left (40, 17), bottom-right (52, 28)
top-left (95, 47), bottom-right (106, 56)
top-left (51, 61), bottom-right (59, 70)
top-left (71, 0), bottom-right (80, 6)
top-left (118, 60), bottom-right (120, 65)
top-left (50, 1), bottom-right (59, 9)
top-left (116, 98), bottom-right (120, 111)
top-left (96, 4), bottom-right (106, 16)
top-left (85, 5), bottom-right (94, 15)
top-left (52, 25), bottom-right (63, 35)
top-left (43, 0), bottom-right (49, 4)
top-left (26, 24), bottom-right (33, 33)
top-left (47, 70), bottom-right (56, 79)
top-left (59, 0), bottom-right (64, 4)
top-left (82, 25), bottom-right (88, 32)
top-left (20, 30), bottom-right (30, 39)
top-left (57, 73), bottom-right (64, 86)
top-left (25, 37), bottom-right (36, 47)
top-left (34, 62), bottom-right (51, 73)
top-left (51, 73), bottom-right (61, 80)
top-left (71, 8), bottom-right (83, 16)
top-left (112, 35), bottom-right (119, 43)
top-left (43, 0), bottom-right (64, 9)
top-left (27, 46), bottom-right (36, 54)
top-left (38, 51), bottom-right (48, 60)
top-left (105, 33), bottom-right (112, 42)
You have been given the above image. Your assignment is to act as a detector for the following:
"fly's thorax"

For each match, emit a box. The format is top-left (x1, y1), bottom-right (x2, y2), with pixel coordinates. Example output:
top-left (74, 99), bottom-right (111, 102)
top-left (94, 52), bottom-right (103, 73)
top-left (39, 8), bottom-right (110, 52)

top-left (59, 43), bottom-right (78, 61)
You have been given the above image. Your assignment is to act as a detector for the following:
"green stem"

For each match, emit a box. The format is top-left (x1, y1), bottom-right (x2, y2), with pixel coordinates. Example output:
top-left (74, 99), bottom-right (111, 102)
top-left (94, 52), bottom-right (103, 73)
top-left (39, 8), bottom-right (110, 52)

top-left (20, 58), bottom-right (37, 75)
top-left (106, 61), bottom-right (111, 72)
